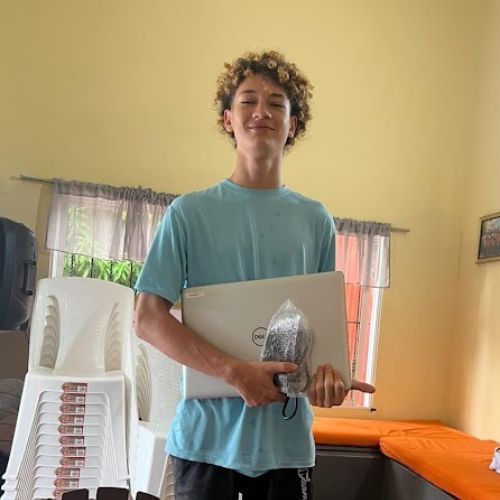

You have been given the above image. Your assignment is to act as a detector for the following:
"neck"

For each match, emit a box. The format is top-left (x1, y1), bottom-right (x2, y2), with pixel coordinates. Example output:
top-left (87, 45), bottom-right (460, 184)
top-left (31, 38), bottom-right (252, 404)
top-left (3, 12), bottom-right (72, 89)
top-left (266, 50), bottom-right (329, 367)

top-left (229, 150), bottom-right (283, 189)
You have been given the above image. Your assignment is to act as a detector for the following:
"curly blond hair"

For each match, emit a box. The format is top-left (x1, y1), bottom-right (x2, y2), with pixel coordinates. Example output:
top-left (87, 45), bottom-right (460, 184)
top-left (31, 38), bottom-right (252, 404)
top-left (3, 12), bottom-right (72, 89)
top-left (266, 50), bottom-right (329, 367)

top-left (215, 50), bottom-right (313, 148)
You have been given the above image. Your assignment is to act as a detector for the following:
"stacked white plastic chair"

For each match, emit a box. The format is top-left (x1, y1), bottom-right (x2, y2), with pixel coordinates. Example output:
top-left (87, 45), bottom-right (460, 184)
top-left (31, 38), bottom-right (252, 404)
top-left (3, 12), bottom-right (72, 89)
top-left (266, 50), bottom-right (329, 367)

top-left (1, 278), bottom-right (134, 500)
top-left (128, 319), bottom-right (181, 499)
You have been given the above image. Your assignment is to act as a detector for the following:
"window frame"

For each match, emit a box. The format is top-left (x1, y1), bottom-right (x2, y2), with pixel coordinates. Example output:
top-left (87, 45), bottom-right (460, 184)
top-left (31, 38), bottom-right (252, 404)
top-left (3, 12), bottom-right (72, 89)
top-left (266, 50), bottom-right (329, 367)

top-left (341, 284), bottom-right (382, 409)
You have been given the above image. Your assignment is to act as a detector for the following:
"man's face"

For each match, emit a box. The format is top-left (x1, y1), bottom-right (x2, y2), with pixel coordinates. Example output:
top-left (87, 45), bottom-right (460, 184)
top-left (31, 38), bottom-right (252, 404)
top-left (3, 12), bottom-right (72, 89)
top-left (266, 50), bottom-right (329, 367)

top-left (223, 74), bottom-right (297, 157)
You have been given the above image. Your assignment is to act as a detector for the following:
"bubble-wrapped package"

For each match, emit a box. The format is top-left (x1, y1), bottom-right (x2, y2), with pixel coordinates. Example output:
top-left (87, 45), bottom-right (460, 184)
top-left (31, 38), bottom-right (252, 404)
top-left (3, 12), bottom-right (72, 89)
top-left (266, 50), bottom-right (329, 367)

top-left (260, 300), bottom-right (313, 397)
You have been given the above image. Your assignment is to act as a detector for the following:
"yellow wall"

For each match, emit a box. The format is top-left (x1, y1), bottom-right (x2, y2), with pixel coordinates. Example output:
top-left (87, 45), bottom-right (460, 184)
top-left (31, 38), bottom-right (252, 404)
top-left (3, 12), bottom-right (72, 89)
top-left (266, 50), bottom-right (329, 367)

top-left (447, 1), bottom-right (500, 441)
top-left (0, 1), bottom-right (493, 428)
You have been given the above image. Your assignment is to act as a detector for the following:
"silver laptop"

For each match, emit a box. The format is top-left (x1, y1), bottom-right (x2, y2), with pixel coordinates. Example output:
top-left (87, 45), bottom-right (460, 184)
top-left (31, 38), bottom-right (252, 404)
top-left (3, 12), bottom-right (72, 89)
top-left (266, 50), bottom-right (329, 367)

top-left (181, 271), bottom-right (351, 399)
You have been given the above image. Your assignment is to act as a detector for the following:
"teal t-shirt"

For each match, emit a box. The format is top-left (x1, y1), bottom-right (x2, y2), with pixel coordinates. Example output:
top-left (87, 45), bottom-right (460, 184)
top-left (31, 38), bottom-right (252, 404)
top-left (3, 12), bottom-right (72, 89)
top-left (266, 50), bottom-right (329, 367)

top-left (135, 179), bottom-right (335, 475)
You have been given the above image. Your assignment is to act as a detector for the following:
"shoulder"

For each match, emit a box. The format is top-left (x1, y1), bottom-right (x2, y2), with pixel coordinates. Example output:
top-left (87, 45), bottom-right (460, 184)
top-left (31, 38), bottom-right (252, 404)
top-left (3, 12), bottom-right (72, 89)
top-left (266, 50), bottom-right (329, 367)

top-left (169, 183), bottom-right (223, 214)
top-left (285, 189), bottom-right (332, 220)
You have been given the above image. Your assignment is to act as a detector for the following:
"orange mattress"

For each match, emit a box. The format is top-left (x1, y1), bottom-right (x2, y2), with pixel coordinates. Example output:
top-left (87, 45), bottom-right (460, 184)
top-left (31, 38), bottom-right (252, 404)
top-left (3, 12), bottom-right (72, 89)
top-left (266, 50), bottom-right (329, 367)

top-left (381, 436), bottom-right (500, 500)
top-left (312, 418), bottom-right (467, 447)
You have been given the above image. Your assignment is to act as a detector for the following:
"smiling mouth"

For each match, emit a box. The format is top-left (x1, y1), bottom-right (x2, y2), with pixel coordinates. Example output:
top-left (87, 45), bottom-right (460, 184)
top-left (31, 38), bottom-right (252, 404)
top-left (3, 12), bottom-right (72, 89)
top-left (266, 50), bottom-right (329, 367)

top-left (249, 126), bottom-right (274, 131)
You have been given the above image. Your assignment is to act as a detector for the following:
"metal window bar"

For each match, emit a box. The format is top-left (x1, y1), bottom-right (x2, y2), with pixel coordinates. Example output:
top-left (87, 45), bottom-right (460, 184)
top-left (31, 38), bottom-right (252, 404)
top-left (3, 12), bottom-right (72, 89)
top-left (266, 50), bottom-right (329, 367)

top-left (352, 285), bottom-right (363, 378)
top-left (65, 253), bottom-right (130, 285)
top-left (344, 285), bottom-right (363, 379)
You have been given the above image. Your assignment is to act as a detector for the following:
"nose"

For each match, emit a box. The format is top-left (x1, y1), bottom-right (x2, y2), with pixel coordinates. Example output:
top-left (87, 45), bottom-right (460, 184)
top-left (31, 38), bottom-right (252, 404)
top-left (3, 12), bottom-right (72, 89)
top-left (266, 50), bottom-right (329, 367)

top-left (252, 100), bottom-right (272, 119)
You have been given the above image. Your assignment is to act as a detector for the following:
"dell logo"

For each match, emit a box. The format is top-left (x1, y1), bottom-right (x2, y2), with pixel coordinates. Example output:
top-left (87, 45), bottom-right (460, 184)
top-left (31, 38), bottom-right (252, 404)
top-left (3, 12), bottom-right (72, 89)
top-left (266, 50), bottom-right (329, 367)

top-left (252, 327), bottom-right (267, 346)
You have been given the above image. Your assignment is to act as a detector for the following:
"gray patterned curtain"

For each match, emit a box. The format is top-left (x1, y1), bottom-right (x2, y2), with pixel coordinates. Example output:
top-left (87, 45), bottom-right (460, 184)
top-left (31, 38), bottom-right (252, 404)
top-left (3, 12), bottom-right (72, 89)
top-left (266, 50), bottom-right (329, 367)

top-left (333, 218), bottom-right (391, 288)
top-left (46, 179), bottom-right (177, 262)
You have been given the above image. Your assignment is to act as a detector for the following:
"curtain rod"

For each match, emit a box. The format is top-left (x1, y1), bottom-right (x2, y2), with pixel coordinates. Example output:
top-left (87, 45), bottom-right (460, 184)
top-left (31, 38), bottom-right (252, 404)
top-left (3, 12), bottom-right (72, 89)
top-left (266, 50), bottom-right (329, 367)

top-left (16, 174), bottom-right (411, 233)
top-left (17, 174), bottom-right (53, 185)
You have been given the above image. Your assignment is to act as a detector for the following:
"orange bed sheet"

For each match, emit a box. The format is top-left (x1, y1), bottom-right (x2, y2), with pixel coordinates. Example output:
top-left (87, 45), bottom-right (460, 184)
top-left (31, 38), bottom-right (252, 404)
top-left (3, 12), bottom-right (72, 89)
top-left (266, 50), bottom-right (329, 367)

top-left (312, 417), bottom-right (467, 447)
top-left (381, 436), bottom-right (500, 500)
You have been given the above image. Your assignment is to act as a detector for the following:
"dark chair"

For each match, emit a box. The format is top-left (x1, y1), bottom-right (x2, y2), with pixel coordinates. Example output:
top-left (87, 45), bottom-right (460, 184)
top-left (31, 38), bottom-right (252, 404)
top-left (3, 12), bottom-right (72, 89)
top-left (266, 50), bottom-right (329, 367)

top-left (61, 490), bottom-right (89, 500)
top-left (96, 487), bottom-right (130, 499)
top-left (59, 487), bottom-right (160, 500)
top-left (136, 493), bottom-right (160, 500)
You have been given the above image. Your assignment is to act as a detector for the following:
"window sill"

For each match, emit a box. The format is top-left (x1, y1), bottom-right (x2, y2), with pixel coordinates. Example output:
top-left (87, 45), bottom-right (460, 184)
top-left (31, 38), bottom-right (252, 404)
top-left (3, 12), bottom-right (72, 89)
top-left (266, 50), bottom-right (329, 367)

top-left (313, 406), bottom-right (377, 418)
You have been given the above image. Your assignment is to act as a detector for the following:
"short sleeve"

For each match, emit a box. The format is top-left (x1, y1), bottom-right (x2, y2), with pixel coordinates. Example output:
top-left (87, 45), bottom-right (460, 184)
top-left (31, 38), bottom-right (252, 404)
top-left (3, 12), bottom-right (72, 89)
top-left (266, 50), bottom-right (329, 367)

top-left (134, 204), bottom-right (187, 304)
top-left (318, 212), bottom-right (335, 273)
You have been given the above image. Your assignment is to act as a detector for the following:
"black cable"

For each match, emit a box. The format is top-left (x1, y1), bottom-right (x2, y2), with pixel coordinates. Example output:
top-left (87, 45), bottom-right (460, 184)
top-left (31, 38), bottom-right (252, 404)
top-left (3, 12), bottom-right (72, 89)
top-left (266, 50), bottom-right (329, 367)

top-left (282, 396), bottom-right (298, 420)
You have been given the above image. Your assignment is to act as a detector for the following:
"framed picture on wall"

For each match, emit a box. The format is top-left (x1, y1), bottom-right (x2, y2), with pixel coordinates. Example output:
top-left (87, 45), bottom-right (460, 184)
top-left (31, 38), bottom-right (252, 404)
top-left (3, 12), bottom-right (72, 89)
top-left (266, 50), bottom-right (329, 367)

top-left (477, 211), bottom-right (500, 263)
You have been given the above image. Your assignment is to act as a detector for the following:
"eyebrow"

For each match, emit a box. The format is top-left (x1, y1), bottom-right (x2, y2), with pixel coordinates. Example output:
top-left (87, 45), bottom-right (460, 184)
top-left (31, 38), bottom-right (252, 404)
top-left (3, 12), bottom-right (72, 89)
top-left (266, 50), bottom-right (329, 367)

top-left (238, 90), bottom-right (287, 99)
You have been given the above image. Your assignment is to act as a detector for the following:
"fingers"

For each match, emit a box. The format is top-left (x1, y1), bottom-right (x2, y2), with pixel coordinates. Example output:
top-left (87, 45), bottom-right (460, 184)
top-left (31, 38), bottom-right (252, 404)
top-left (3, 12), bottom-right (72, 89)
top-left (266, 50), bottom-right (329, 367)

top-left (351, 379), bottom-right (376, 394)
top-left (243, 390), bottom-right (286, 408)
top-left (308, 371), bottom-right (317, 405)
top-left (323, 365), bottom-right (334, 407)
top-left (307, 366), bottom-right (376, 408)
top-left (332, 368), bottom-right (346, 406)
top-left (236, 361), bottom-right (294, 408)
top-left (315, 366), bottom-right (326, 406)
top-left (308, 365), bottom-right (346, 408)
top-left (264, 361), bottom-right (298, 374)
top-left (308, 365), bottom-right (329, 407)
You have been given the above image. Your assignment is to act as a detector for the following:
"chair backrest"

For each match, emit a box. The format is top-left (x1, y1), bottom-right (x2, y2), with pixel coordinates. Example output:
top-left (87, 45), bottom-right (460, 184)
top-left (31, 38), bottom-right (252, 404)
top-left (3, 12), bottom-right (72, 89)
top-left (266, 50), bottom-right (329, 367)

top-left (29, 277), bottom-right (134, 376)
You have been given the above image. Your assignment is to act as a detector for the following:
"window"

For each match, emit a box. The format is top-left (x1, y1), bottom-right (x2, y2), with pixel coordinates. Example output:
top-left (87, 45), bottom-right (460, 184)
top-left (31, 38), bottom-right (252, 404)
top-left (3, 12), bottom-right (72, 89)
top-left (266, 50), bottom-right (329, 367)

top-left (343, 283), bottom-right (382, 408)
top-left (334, 219), bottom-right (390, 410)
top-left (50, 251), bottom-right (142, 289)
top-left (46, 179), bottom-right (175, 288)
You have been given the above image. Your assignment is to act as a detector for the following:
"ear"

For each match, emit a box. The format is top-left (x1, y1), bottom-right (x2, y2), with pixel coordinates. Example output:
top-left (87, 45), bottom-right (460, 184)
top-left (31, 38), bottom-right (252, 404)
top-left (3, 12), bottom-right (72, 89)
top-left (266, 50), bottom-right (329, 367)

top-left (223, 109), bottom-right (233, 133)
top-left (288, 115), bottom-right (298, 139)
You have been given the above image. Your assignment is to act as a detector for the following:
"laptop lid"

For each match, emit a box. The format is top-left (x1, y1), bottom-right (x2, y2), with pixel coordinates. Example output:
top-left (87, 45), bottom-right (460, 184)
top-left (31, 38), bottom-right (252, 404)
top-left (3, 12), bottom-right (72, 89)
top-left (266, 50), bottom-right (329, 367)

top-left (181, 271), bottom-right (351, 399)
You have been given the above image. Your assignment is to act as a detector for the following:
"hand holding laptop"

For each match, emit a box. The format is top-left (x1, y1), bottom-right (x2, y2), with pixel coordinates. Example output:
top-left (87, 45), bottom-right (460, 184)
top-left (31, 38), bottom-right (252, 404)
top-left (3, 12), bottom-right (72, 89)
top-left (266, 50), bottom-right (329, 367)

top-left (221, 357), bottom-right (375, 408)
top-left (226, 360), bottom-right (375, 408)
top-left (225, 359), bottom-right (299, 407)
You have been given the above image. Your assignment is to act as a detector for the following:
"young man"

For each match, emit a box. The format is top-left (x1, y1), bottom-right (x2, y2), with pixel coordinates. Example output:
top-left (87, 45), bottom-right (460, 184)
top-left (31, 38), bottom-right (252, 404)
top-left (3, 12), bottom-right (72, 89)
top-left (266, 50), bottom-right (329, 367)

top-left (134, 50), bottom-right (375, 500)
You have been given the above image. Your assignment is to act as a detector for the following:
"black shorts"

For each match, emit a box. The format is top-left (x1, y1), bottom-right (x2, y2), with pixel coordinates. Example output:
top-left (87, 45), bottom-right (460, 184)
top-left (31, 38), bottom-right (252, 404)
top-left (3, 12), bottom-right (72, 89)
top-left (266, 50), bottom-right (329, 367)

top-left (172, 456), bottom-right (314, 500)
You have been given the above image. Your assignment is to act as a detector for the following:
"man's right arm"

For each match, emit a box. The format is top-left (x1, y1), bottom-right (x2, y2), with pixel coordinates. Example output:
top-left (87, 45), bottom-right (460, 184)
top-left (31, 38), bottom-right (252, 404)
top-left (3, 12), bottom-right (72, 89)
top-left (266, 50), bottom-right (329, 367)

top-left (134, 292), bottom-right (297, 407)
